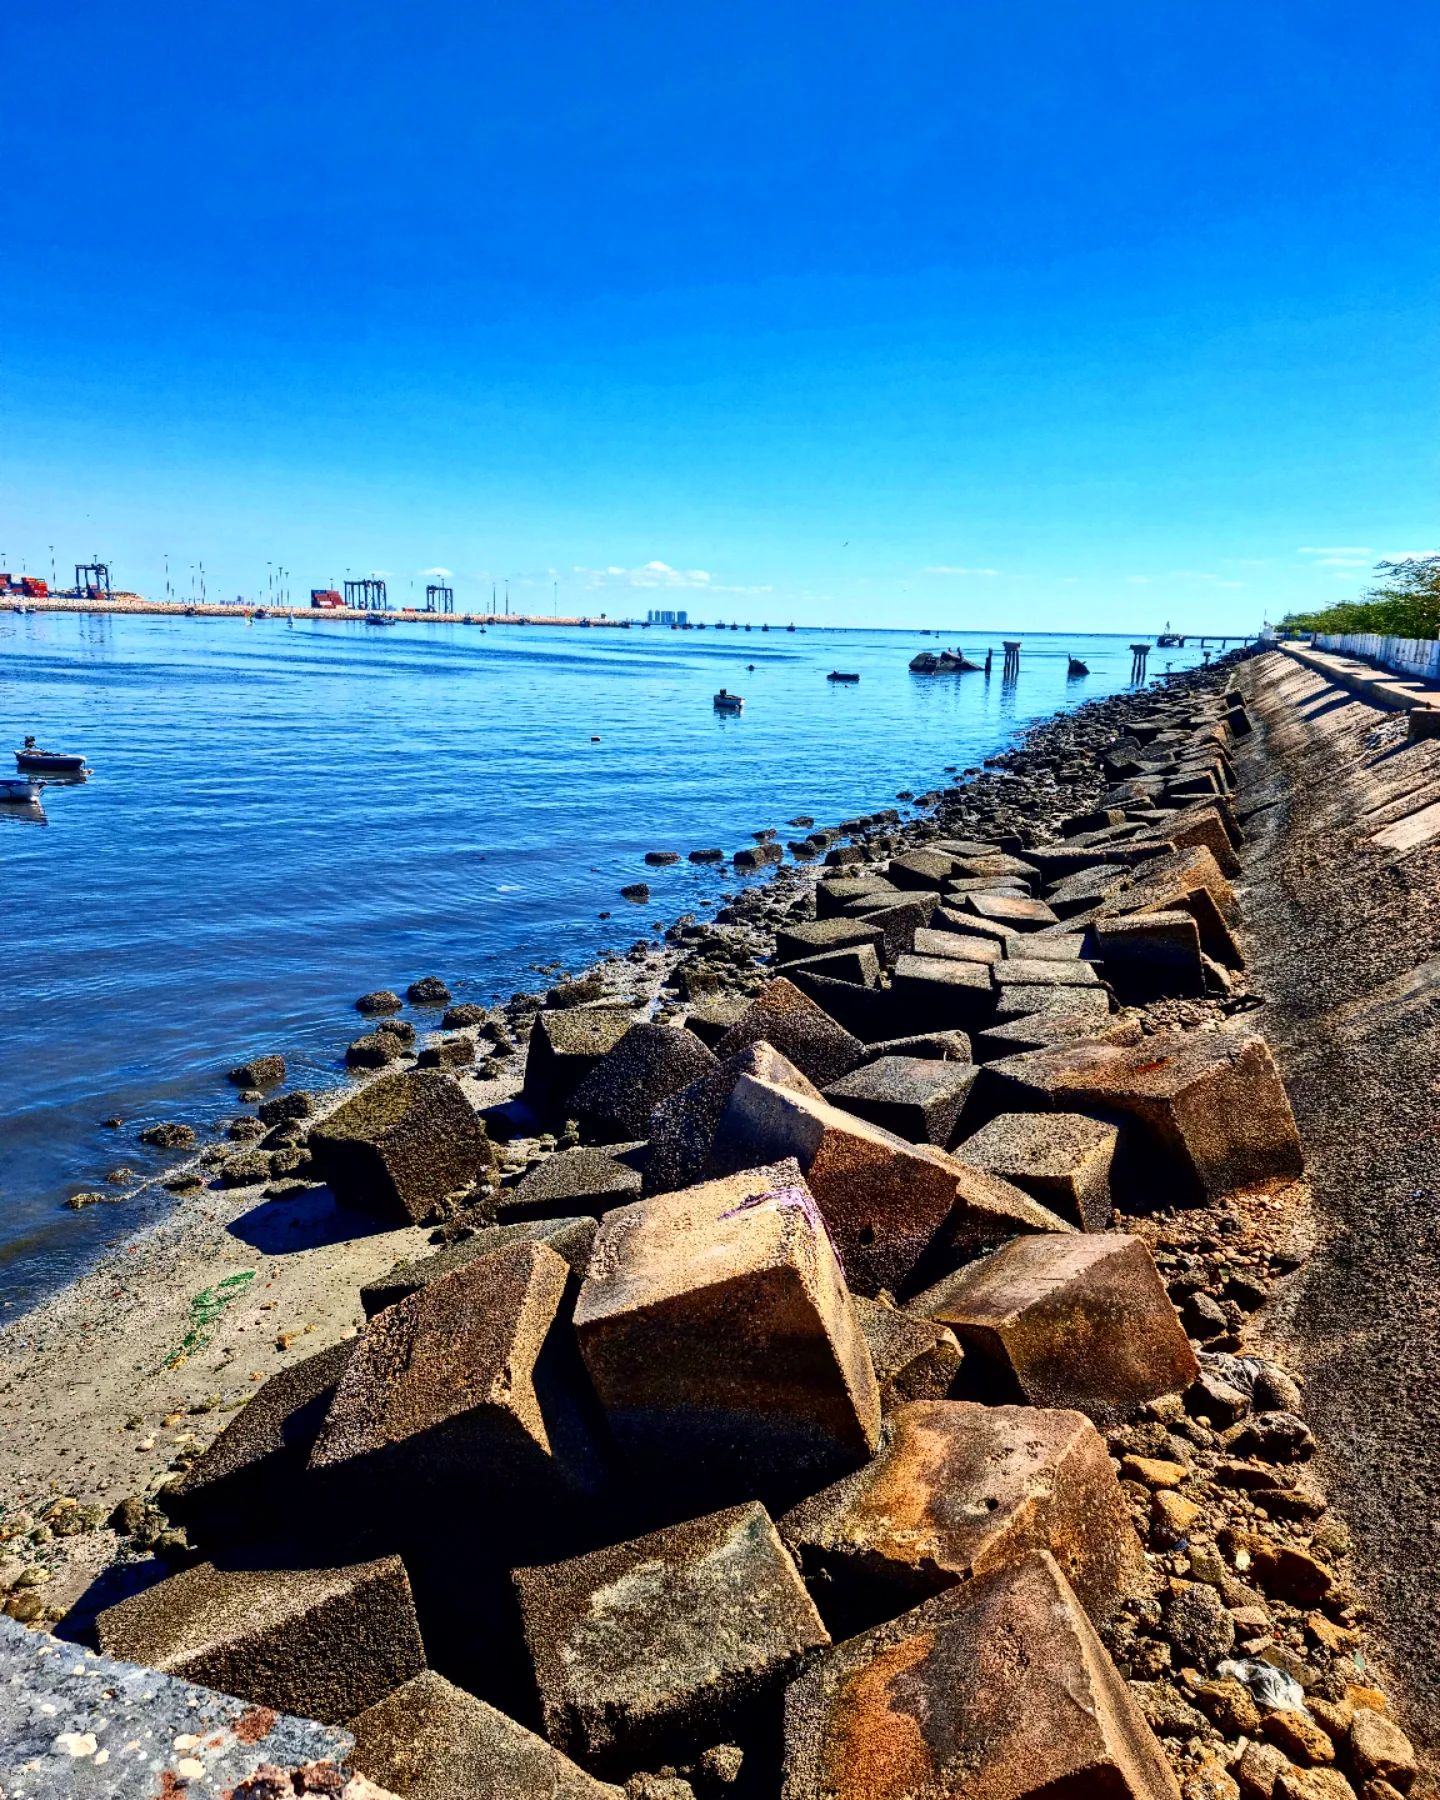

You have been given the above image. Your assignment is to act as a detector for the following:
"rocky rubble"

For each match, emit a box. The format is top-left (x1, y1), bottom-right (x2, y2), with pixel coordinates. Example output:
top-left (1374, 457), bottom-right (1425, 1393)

top-left (7, 655), bottom-right (1426, 1800)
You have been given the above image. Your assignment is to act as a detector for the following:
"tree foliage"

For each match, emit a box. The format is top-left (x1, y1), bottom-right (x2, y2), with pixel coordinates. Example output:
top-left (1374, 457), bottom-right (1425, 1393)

top-left (1279, 556), bottom-right (1440, 639)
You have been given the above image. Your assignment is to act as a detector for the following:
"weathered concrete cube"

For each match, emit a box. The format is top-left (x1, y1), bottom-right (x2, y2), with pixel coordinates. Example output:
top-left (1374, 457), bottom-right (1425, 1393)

top-left (822, 1055), bottom-right (978, 1147)
top-left (787, 967), bottom-right (898, 1041)
top-left (931, 904), bottom-right (1020, 949)
top-left (1045, 863), bottom-right (1128, 917)
top-left (964, 890), bottom-right (1060, 930)
top-left (713, 977), bottom-right (867, 1086)
top-left (782, 1552), bottom-right (1181, 1800)
top-left (890, 953), bottom-right (994, 1033)
top-left (908, 1232), bottom-right (1199, 1423)
top-left (974, 1008), bottom-right (1142, 1062)
top-left (1127, 804), bottom-right (1242, 877)
top-left (683, 994), bottom-right (751, 1048)
top-left (886, 848), bottom-right (960, 889)
top-left (502, 1142), bottom-right (645, 1219)
top-left (569, 1022), bottom-right (719, 1143)
top-left (775, 917), bottom-right (888, 966)
top-left (311, 1241), bottom-right (602, 1505)
top-left (646, 1039), bottom-right (822, 1194)
top-left (993, 956), bottom-right (1103, 990)
top-left (170, 1339), bottom-right (356, 1543)
top-left (990, 981), bottom-right (1114, 1026)
top-left (864, 1030), bottom-right (972, 1062)
top-left (912, 926), bottom-right (1002, 964)
top-left (522, 1004), bottom-right (641, 1114)
top-left (781, 1400), bottom-right (1145, 1632)
top-left (951, 852), bottom-right (1039, 882)
top-left (973, 1030), bottom-right (1303, 1202)
top-left (1094, 909), bottom-right (1206, 1002)
top-left (956, 1111), bottom-right (1118, 1229)
top-left (310, 1070), bottom-right (494, 1225)
top-left (815, 876), bottom-right (899, 918)
top-left (852, 1294), bottom-right (962, 1410)
top-left (360, 1215), bottom-right (598, 1316)
top-left (781, 943), bottom-right (884, 987)
top-left (845, 895), bottom-right (935, 962)
top-left (707, 1077), bottom-right (1070, 1298)
top-left (1097, 844), bottom-right (1242, 967)
top-left (348, 1669), bottom-right (622, 1799)
top-left (97, 1554), bottom-right (426, 1725)
top-left (574, 1160), bottom-right (881, 1492)
top-left (515, 1502), bottom-right (829, 1773)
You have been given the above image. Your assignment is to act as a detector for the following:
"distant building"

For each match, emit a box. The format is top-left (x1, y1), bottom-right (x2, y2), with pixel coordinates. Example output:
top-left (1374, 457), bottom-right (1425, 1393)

top-left (646, 608), bottom-right (687, 626)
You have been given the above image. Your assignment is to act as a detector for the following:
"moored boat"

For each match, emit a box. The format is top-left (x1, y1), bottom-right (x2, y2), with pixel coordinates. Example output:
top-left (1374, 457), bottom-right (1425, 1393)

top-left (1067, 655), bottom-right (1090, 676)
top-left (0, 776), bottom-right (42, 803)
top-left (15, 738), bottom-right (86, 774)
top-left (365, 613), bottom-right (397, 627)
top-left (712, 688), bottom-right (744, 713)
top-left (827, 670), bottom-right (860, 682)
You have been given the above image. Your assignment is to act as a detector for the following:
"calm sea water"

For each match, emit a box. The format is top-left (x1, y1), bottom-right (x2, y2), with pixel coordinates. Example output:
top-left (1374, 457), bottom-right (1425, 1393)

top-left (0, 611), bottom-right (1219, 1309)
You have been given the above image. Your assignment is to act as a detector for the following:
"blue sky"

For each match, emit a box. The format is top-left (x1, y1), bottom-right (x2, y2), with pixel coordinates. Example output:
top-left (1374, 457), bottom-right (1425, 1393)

top-left (2, 1), bottom-right (1436, 630)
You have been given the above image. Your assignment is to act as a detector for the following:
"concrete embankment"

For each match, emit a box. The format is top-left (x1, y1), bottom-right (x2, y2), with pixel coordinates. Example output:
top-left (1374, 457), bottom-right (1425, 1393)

top-left (1232, 648), bottom-right (1440, 1750)
top-left (0, 657), bottom-right (1427, 1799)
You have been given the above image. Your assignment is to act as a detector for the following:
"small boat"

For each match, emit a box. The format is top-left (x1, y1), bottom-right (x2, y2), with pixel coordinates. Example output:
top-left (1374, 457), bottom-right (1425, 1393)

top-left (15, 739), bottom-right (86, 774)
top-left (254, 607), bottom-right (269, 619)
top-left (713, 688), bottom-right (744, 713)
top-left (366, 613), bottom-right (397, 627)
top-left (909, 649), bottom-right (982, 674)
top-left (827, 671), bottom-right (860, 683)
top-left (0, 776), bottom-right (41, 803)
top-left (786, 623), bottom-right (796, 632)
top-left (1067, 655), bottom-right (1090, 676)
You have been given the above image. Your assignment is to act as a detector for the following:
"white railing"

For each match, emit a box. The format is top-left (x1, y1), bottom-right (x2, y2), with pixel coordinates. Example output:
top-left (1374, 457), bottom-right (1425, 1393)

top-left (1314, 632), bottom-right (1440, 682)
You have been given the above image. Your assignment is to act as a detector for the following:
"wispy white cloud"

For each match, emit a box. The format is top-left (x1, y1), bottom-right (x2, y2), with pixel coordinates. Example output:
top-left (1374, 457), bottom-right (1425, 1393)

top-left (1298, 546), bottom-right (1371, 556)
top-left (420, 565), bottom-right (453, 580)
top-left (922, 565), bottom-right (1001, 577)
top-left (1126, 576), bottom-right (1152, 586)
top-left (573, 560), bottom-right (772, 595)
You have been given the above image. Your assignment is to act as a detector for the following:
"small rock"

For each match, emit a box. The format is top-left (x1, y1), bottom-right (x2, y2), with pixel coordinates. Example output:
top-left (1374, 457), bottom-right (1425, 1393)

top-left (1123, 1455), bottom-right (1190, 1488)
top-left (699, 1744), bottom-right (744, 1786)
top-left (1184, 1291), bottom-right (1229, 1341)
top-left (1264, 1713), bottom-right (1337, 1767)
top-left (620, 883), bottom-right (651, 902)
top-left (1223, 1412), bottom-right (1315, 1463)
top-left (1276, 1771), bottom-right (1357, 1800)
top-left (406, 976), bottom-right (452, 1004)
top-left (140, 1122), bottom-right (197, 1150)
top-left (1193, 1676), bottom-right (1261, 1737)
top-left (1185, 1762), bottom-right (1241, 1800)
top-left (1164, 1581), bottom-right (1236, 1666)
top-left (1152, 1491), bottom-right (1202, 1543)
top-left (1253, 1366), bottom-right (1305, 1414)
top-left (227, 1055), bottom-right (286, 1088)
top-left (356, 990), bottom-right (404, 1013)
top-left (1238, 1743), bottom-right (1293, 1800)
top-left (1347, 1710), bottom-right (1416, 1788)
top-left (626, 1780), bottom-right (695, 1800)
top-left (1132, 1679), bottom-right (1208, 1739)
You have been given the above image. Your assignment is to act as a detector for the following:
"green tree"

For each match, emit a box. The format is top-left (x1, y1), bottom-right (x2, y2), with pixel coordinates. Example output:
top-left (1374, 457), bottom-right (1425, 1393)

top-left (1279, 555), bottom-right (1440, 639)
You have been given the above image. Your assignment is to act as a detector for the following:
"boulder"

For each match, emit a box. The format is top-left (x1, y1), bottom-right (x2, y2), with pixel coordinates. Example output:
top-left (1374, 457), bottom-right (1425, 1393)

top-left (774, 917), bottom-right (887, 966)
top-left (1094, 910), bottom-right (1207, 1003)
top-left (407, 976), bottom-right (452, 1004)
top-left (821, 1055), bottom-right (979, 1147)
top-left (169, 1340), bottom-right (356, 1544)
top-left (909, 1232), bottom-right (1198, 1424)
top-left (346, 1031), bottom-right (407, 1070)
top-left (972, 1031), bottom-right (1303, 1202)
top-left (515, 1502), bottom-right (828, 1774)
top-left (356, 989), bottom-right (405, 1013)
top-left (523, 1004), bottom-right (642, 1115)
top-left (706, 1076), bottom-right (1070, 1298)
top-left (889, 954), bottom-right (994, 1033)
top-left (503, 1143), bottom-right (646, 1219)
top-left (359, 1216), bottom-right (598, 1315)
top-left (311, 1071), bottom-right (494, 1224)
top-left (734, 841), bottom-right (783, 870)
top-left (852, 1295), bottom-right (963, 1410)
top-left (569, 1024), bottom-right (720, 1143)
top-left (310, 1241), bottom-right (602, 1509)
top-left (645, 1041), bottom-right (821, 1195)
top-left (347, 1669), bottom-right (623, 1800)
top-left (955, 1111), bottom-right (1118, 1229)
top-left (712, 978), bottom-right (867, 1086)
top-left (97, 1554), bottom-right (425, 1725)
top-left (964, 891), bottom-right (1060, 930)
top-left (781, 1400), bottom-right (1145, 1634)
top-left (573, 1160), bottom-right (881, 1497)
top-left (782, 1551), bottom-right (1181, 1800)
top-left (227, 1053), bottom-right (286, 1088)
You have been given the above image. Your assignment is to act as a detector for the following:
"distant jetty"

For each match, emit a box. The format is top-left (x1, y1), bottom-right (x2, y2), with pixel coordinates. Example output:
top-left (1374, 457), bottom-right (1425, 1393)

top-left (7, 594), bottom-right (635, 628)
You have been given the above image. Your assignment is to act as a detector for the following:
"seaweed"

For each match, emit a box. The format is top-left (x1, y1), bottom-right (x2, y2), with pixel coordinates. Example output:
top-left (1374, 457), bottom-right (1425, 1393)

top-left (166, 1269), bottom-right (255, 1367)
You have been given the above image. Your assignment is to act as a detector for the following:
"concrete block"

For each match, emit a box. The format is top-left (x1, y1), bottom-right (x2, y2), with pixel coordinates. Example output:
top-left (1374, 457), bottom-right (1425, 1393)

top-left (170, 1339), bottom-right (356, 1544)
top-left (863, 1030), bottom-right (972, 1062)
top-left (311, 1241), bottom-right (602, 1507)
top-left (990, 982), bottom-right (1114, 1026)
top-left (974, 1009), bottom-right (1143, 1062)
top-left (844, 894), bottom-right (936, 961)
top-left (515, 1502), bottom-right (828, 1774)
top-left (1046, 863), bottom-right (1128, 917)
top-left (964, 891), bottom-right (1060, 930)
top-left (822, 1055), bottom-right (979, 1147)
top-left (950, 852), bottom-right (1040, 883)
top-left (782, 1552), bottom-right (1181, 1800)
top-left (929, 904), bottom-right (1020, 948)
top-left (787, 967), bottom-right (899, 1042)
top-left (993, 956), bottom-right (1104, 989)
top-left (909, 1232), bottom-right (1199, 1423)
top-left (522, 1004), bottom-right (641, 1114)
top-left (569, 1023), bottom-right (719, 1143)
top-left (852, 1295), bottom-right (962, 1411)
top-left (781, 1400), bottom-right (1145, 1633)
top-left (360, 1215), bottom-right (598, 1316)
top-left (97, 1554), bottom-right (426, 1725)
top-left (713, 977), bottom-right (867, 1085)
top-left (1006, 931), bottom-right (1087, 960)
top-left (311, 1071), bottom-right (495, 1225)
top-left (955, 1111), bottom-right (1117, 1229)
top-left (886, 848), bottom-right (960, 889)
top-left (774, 917), bottom-right (887, 966)
top-left (683, 995), bottom-right (750, 1048)
top-left (814, 877), bottom-right (898, 919)
top-left (707, 1077), bottom-right (1070, 1298)
top-left (1125, 804), bottom-right (1242, 876)
top-left (890, 953), bottom-right (994, 1033)
top-left (1094, 909), bottom-right (1206, 1002)
top-left (0, 1617), bottom-right (351, 1800)
top-left (1097, 844), bottom-right (1243, 967)
top-left (501, 1143), bottom-right (645, 1219)
top-left (779, 942), bottom-right (884, 987)
top-left (574, 1160), bottom-right (881, 1493)
top-left (973, 1029), bottom-right (1304, 1202)
top-left (911, 926), bottom-right (1001, 964)
top-left (645, 1040), bottom-right (821, 1194)
top-left (347, 1669), bottom-right (622, 1800)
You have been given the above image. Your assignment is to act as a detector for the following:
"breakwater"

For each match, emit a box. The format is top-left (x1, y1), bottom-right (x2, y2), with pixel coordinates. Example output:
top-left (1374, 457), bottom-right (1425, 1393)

top-left (1, 648), bottom-right (1424, 1799)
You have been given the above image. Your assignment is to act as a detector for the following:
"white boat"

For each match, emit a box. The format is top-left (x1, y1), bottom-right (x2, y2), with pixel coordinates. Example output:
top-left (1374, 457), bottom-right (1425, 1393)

top-left (0, 777), bottom-right (42, 803)
top-left (712, 688), bottom-right (744, 713)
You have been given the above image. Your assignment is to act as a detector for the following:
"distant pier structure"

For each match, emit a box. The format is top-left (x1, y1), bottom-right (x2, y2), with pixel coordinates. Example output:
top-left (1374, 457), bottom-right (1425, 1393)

top-left (1002, 640), bottom-right (1021, 682)
top-left (344, 577), bottom-right (388, 611)
top-left (1130, 642), bottom-right (1151, 681)
top-left (425, 583), bottom-right (455, 614)
top-left (75, 561), bottom-right (112, 601)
